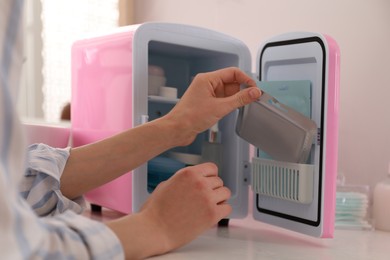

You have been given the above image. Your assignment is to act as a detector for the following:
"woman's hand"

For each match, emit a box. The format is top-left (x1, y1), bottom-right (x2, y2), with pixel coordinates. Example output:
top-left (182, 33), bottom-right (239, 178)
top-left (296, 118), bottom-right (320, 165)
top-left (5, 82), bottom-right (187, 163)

top-left (165, 67), bottom-right (261, 146)
top-left (107, 163), bottom-right (231, 259)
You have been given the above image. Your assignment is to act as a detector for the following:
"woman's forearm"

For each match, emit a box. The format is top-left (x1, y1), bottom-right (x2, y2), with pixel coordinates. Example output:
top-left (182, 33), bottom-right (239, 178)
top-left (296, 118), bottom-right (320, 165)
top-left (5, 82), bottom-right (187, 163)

top-left (60, 115), bottom-right (192, 199)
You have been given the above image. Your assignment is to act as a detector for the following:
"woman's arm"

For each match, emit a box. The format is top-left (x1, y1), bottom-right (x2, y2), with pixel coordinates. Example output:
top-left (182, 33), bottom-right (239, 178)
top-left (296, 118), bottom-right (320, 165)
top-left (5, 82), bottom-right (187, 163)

top-left (60, 67), bottom-right (260, 199)
top-left (60, 115), bottom-right (184, 199)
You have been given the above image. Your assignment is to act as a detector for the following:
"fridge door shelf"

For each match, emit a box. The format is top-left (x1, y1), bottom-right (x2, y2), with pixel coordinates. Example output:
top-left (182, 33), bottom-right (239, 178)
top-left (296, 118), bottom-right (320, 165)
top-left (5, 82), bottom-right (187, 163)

top-left (251, 157), bottom-right (314, 204)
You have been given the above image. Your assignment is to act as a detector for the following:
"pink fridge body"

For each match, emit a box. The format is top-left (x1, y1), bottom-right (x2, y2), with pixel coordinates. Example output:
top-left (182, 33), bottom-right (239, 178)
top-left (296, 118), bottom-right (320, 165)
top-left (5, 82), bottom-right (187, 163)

top-left (71, 25), bottom-right (140, 214)
top-left (71, 23), bottom-right (340, 238)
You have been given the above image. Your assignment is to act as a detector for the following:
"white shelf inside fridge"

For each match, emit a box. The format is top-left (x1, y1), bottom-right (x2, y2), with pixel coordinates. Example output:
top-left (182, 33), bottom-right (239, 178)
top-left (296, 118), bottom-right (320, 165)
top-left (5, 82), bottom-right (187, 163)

top-left (148, 95), bottom-right (180, 104)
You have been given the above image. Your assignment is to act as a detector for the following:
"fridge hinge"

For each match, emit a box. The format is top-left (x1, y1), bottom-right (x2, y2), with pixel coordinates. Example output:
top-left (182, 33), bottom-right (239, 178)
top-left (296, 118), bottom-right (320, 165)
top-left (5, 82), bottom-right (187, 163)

top-left (243, 160), bottom-right (251, 185)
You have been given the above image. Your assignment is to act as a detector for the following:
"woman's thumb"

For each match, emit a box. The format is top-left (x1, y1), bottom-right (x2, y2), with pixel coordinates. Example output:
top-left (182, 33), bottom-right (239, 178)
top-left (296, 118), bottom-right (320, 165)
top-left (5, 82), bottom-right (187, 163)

top-left (228, 87), bottom-right (261, 109)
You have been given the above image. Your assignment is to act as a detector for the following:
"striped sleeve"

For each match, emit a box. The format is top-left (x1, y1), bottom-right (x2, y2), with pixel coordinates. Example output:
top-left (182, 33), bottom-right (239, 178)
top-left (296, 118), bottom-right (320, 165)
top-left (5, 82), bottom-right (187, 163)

top-left (19, 143), bottom-right (86, 216)
top-left (35, 210), bottom-right (124, 259)
top-left (14, 144), bottom-right (126, 258)
top-left (1, 182), bottom-right (125, 259)
top-left (0, 0), bottom-right (124, 258)
top-left (2, 144), bottom-right (125, 260)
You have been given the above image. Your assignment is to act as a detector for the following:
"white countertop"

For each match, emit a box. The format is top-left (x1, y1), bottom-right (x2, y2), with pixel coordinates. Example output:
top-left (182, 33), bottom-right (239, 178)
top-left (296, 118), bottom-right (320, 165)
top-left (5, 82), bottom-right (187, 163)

top-left (84, 207), bottom-right (390, 260)
top-left (149, 216), bottom-right (390, 260)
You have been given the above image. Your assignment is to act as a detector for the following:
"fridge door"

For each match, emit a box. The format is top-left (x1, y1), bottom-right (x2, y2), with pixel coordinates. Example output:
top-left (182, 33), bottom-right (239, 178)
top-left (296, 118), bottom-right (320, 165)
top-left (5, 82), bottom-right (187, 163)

top-left (131, 23), bottom-right (252, 219)
top-left (248, 32), bottom-right (340, 237)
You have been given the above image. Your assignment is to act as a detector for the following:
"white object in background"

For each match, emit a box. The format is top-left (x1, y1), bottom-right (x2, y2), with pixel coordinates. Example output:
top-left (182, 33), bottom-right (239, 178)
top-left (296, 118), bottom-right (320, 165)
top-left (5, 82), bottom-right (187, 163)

top-left (159, 86), bottom-right (177, 99)
top-left (166, 152), bottom-right (202, 166)
top-left (373, 162), bottom-right (390, 231)
top-left (148, 65), bottom-right (165, 76)
top-left (335, 186), bottom-right (371, 230)
top-left (22, 119), bottom-right (71, 148)
top-left (148, 65), bottom-right (166, 95)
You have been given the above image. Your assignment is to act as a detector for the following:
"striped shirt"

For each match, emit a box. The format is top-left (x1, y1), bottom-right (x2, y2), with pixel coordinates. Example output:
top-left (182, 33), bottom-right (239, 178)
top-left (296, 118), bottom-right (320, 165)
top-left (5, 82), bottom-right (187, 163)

top-left (0, 1), bottom-right (124, 259)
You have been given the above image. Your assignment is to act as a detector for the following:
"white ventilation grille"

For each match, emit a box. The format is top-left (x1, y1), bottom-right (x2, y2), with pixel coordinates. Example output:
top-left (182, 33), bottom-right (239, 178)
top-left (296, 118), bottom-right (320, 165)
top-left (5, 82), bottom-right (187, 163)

top-left (251, 158), bottom-right (314, 204)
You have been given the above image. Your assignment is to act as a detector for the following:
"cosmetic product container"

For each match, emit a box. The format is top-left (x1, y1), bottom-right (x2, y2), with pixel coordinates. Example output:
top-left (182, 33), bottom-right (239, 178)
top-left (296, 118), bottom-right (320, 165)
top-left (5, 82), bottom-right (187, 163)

top-left (373, 162), bottom-right (390, 231)
top-left (201, 123), bottom-right (223, 177)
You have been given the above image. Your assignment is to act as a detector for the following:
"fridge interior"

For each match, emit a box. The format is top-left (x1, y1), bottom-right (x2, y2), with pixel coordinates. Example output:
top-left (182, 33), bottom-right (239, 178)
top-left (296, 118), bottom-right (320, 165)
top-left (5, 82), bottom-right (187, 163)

top-left (146, 40), bottom-right (241, 195)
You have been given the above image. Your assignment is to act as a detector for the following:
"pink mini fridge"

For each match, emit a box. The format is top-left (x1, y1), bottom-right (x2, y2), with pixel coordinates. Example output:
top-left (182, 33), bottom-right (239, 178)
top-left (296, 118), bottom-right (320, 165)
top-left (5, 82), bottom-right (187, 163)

top-left (71, 23), bottom-right (340, 238)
